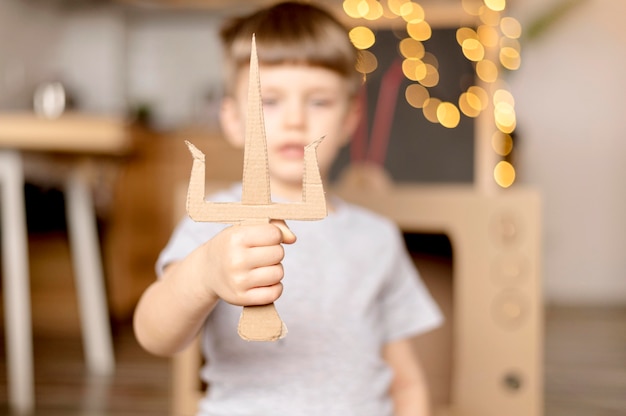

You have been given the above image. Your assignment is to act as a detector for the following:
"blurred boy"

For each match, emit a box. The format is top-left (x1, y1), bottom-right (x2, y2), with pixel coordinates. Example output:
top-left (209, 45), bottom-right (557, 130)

top-left (133, 2), bottom-right (442, 415)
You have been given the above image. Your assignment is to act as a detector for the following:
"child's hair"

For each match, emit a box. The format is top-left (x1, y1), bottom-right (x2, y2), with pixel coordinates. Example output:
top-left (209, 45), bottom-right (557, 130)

top-left (219, 1), bottom-right (362, 96)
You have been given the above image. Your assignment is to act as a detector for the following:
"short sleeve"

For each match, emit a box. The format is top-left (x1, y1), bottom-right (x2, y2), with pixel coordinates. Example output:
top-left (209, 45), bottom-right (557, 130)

top-left (155, 217), bottom-right (229, 277)
top-left (155, 185), bottom-right (239, 277)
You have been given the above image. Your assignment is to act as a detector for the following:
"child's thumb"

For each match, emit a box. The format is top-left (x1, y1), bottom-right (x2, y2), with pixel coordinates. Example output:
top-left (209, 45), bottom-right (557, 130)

top-left (270, 220), bottom-right (297, 244)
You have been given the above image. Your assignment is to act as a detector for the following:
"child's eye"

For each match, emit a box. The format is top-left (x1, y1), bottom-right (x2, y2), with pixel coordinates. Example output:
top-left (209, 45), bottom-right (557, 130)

top-left (310, 98), bottom-right (332, 107)
top-left (262, 98), bottom-right (278, 106)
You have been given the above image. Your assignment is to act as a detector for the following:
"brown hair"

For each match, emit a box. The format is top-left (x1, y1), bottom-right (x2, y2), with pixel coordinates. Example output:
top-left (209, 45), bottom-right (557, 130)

top-left (220, 1), bottom-right (362, 96)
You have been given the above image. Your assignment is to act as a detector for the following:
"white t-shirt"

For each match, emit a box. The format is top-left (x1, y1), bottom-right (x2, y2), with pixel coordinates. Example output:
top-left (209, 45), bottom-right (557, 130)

top-left (156, 184), bottom-right (443, 416)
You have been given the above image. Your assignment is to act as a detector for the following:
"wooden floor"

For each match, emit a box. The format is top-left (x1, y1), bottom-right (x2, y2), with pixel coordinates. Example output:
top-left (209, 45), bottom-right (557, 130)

top-left (0, 233), bottom-right (624, 415)
top-left (543, 306), bottom-right (626, 416)
top-left (0, 229), bottom-right (172, 416)
top-left (0, 323), bottom-right (171, 416)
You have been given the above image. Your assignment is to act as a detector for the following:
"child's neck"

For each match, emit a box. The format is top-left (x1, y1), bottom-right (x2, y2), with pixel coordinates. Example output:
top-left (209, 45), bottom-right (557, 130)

top-left (269, 178), bottom-right (335, 211)
top-left (269, 179), bottom-right (305, 203)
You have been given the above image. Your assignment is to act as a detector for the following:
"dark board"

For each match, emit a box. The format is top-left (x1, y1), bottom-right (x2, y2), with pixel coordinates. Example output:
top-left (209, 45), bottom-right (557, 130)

top-left (330, 28), bottom-right (475, 184)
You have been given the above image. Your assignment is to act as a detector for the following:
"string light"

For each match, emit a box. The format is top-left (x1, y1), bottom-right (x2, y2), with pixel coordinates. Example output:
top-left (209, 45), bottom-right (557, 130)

top-left (437, 102), bottom-right (461, 128)
top-left (405, 83), bottom-right (429, 108)
top-left (349, 26), bottom-right (376, 49)
top-left (494, 160), bottom-right (515, 188)
top-left (484, 0), bottom-right (506, 12)
top-left (356, 49), bottom-right (379, 74)
top-left (399, 37), bottom-right (425, 59)
top-left (343, 0), bottom-right (522, 188)
top-left (492, 132), bottom-right (513, 156)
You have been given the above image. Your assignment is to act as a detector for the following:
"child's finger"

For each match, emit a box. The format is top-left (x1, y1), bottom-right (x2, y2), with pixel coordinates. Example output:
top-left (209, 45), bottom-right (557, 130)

top-left (247, 263), bottom-right (285, 288)
top-left (245, 245), bottom-right (285, 268)
top-left (236, 223), bottom-right (284, 247)
top-left (270, 219), bottom-right (297, 244)
top-left (246, 282), bottom-right (284, 306)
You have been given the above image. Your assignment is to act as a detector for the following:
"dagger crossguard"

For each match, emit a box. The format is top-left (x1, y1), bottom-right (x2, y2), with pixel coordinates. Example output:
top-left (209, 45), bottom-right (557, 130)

top-left (184, 35), bottom-right (327, 341)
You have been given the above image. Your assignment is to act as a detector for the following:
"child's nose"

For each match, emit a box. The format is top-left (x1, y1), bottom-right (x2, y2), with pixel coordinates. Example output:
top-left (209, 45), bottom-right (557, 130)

top-left (284, 102), bottom-right (306, 128)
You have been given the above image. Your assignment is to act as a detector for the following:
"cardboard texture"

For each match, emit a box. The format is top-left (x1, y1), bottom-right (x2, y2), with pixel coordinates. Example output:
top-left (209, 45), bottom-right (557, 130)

top-left (185, 35), bottom-right (327, 342)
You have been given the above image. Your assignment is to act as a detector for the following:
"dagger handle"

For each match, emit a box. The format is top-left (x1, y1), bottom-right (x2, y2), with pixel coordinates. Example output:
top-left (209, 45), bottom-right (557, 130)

top-left (238, 303), bottom-right (286, 342)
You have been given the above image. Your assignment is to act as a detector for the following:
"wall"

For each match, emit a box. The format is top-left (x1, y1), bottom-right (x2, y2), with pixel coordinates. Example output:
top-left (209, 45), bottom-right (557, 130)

top-left (125, 9), bottom-right (223, 130)
top-left (0, 1), bottom-right (126, 115)
top-left (509, 0), bottom-right (626, 305)
top-left (0, 1), bottom-right (63, 110)
top-left (0, 1), bottom-right (222, 126)
top-left (49, 5), bottom-right (127, 114)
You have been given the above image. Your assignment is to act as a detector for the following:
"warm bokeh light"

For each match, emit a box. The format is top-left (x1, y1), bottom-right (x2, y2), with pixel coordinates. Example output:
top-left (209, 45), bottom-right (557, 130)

top-left (356, 50), bottom-right (378, 74)
top-left (476, 59), bottom-right (499, 82)
top-left (343, 0), bottom-right (363, 19)
top-left (500, 46), bottom-right (521, 70)
top-left (437, 102), bottom-right (461, 128)
top-left (418, 63), bottom-right (439, 87)
top-left (364, 0), bottom-right (384, 20)
top-left (402, 58), bottom-right (427, 81)
top-left (500, 16), bottom-right (522, 39)
top-left (422, 97), bottom-right (442, 123)
top-left (456, 27), bottom-right (478, 46)
top-left (349, 26), bottom-right (376, 50)
top-left (400, 1), bottom-right (425, 23)
top-left (477, 25), bottom-right (500, 48)
top-left (422, 51), bottom-right (439, 69)
top-left (357, 0), bottom-right (371, 17)
top-left (493, 88), bottom-right (515, 107)
top-left (399, 38), bottom-right (425, 59)
top-left (484, 0), bottom-right (506, 12)
top-left (468, 85), bottom-right (489, 110)
top-left (479, 5), bottom-right (501, 26)
top-left (407, 20), bottom-right (432, 41)
top-left (341, 0), bottom-right (523, 187)
top-left (405, 83), bottom-right (430, 108)
top-left (387, 0), bottom-right (409, 16)
top-left (494, 160), bottom-right (516, 188)
top-left (496, 121), bottom-right (516, 135)
top-left (462, 38), bottom-right (485, 62)
top-left (459, 92), bottom-right (481, 117)
top-left (494, 101), bottom-right (516, 133)
top-left (461, 0), bottom-right (482, 15)
top-left (492, 132), bottom-right (513, 156)
top-left (382, 4), bottom-right (398, 19)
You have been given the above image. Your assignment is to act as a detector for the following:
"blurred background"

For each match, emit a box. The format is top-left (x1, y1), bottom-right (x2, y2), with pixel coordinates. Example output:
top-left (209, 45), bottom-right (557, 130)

top-left (0, 0), bottom-right (624, 415)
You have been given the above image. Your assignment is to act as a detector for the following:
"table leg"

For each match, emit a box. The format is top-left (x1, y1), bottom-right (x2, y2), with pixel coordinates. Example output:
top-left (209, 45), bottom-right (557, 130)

top-left (0, 150), bottom-right (35, 414)
top-left (65, 166), bottom-right (115, 375)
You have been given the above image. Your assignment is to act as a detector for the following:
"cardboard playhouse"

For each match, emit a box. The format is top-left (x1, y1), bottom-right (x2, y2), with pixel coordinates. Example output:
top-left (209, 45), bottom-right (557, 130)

top-left (174, 37), bottom-right (543, 416)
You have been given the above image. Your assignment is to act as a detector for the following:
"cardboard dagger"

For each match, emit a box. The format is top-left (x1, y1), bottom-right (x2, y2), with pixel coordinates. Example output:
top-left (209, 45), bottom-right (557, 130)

top-left (184, 35), bottom-right (327, 341)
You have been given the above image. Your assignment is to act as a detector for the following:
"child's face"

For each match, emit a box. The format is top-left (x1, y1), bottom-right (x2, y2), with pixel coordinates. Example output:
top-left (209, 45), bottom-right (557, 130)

top-left (221, 64), bottom-right (360, 198)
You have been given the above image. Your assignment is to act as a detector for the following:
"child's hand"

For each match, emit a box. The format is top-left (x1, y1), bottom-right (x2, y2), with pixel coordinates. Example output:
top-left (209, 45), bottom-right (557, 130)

top-left (202, 220), bottom-right (296, 307)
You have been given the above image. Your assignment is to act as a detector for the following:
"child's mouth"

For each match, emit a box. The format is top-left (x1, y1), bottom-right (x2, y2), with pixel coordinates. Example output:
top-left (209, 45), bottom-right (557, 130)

top-left (278, 144), bottom-right (305, 159)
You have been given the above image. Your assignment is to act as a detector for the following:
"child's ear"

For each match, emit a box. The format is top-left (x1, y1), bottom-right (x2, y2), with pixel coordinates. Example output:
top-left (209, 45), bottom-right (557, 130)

top-left (219, 96), bottom-right (245, 149)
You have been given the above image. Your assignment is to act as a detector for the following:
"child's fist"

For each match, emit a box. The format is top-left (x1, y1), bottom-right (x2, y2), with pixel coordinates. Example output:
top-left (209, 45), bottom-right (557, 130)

top-left (203, 220), bottom-right (296, 306)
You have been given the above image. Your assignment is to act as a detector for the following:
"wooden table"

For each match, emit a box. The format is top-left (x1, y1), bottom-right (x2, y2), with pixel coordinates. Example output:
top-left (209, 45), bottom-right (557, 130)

top-left (0, 112), bottom-right (131, 414)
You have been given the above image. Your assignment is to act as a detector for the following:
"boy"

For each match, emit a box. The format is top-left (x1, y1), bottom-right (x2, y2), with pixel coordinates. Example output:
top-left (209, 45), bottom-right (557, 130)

top-left (133, 2), bottom-right (442, 415)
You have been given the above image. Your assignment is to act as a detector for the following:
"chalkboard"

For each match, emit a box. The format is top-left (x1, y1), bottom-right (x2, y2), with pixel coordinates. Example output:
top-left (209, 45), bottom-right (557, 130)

top-left (330, 28), bottom-right (475, 184)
